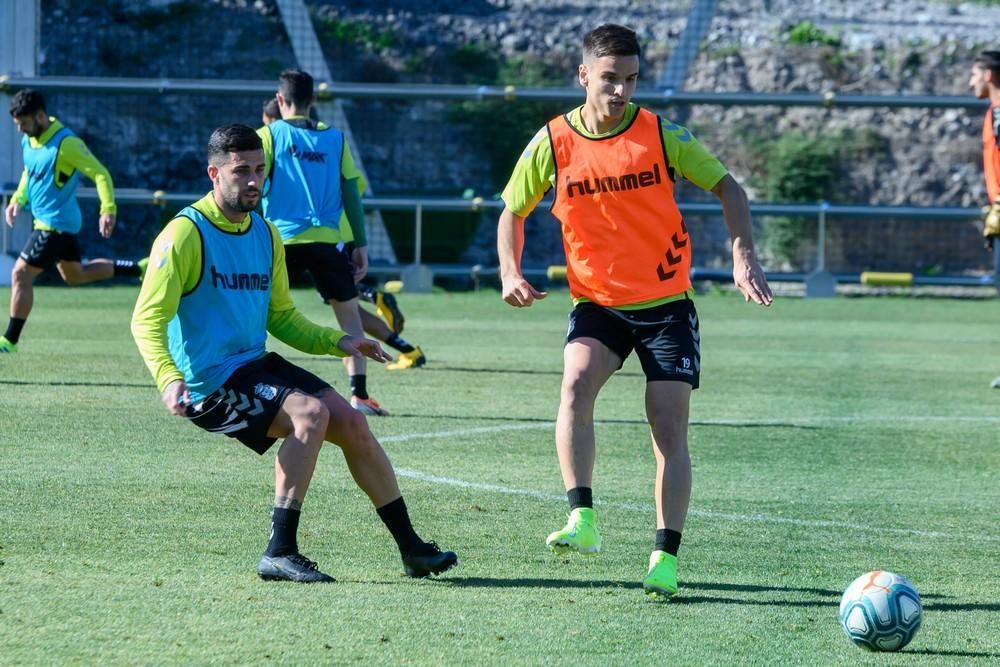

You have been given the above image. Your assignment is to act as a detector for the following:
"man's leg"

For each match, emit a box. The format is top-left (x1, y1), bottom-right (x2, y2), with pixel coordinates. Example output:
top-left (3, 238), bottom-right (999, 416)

top-left (329, 297), bottom-right (388, 415)
top-left (360, 308), bottom-right (425, 370)
top-left (546, 338), bottom-right (618, 555)
top-left (257, 391), bottom-right (335, 582)
top-left (315, 388), bottom-right (457, 577)
top-left (642, 380), bottom-right (692, 599)
top-left (1, 259), bottom-right (44, 351)
top-left (56, 259), bottom-right (114, 285)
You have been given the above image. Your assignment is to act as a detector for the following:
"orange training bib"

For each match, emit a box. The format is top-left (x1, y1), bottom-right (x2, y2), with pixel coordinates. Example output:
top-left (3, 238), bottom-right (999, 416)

top-left (983, 105), bottom-right (1000, 203)
top-left (548, 107), bottom-right (690, 306)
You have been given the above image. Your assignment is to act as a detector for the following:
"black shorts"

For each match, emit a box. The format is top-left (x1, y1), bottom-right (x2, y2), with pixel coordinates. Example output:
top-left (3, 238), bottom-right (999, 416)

top-left (566, 297), bottom-right (701, 387)
top-left (284, 242), bottom-right (358, 303)
top-left (186, 352), bottom-right (332, 455)
top-left (19, 229), bottom-right (83, 270)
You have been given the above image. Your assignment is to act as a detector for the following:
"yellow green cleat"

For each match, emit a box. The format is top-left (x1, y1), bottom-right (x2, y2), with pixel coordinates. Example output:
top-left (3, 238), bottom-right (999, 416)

top-left (0, 335), bottom-right (16, 353)
top-left (643, 550), bottom-right (678, 599)
top-left (386, 346), bottom-right (426, 370)
top-left (546, 507), bottom-right (602, 556)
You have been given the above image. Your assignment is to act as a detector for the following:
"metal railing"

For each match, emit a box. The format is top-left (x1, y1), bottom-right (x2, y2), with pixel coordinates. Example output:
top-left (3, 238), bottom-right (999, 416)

top-left (3, 187), bottom-right (992, 291)
top-left (0, 75), bottom-right (987, 110)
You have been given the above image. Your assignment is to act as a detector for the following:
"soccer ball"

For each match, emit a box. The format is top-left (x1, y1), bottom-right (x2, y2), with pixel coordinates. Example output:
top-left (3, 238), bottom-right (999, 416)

top-left (838, 570), bottom-right (922, 651)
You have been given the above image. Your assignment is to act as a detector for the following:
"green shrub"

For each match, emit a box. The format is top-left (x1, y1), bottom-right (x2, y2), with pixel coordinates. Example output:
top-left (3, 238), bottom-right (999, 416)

top-left (757, 132), bottom-right (841, 265)
top-left (787, 21), bottom-right (841, 47)
top-left (318, 17), bottom-right (395, 51)
top-left (381, 208), bottom-right (485, 264)
top-left (448, 51), bottom-right (567, 190)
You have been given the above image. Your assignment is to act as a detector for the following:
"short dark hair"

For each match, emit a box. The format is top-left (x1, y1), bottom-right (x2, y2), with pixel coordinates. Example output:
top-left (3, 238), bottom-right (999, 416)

top-left (583, 24), bottom-right (640, 60)
top-left (262, 97), bottom-right (280, 121)
top-left (9, 89), bottom-right (46, 117)
top-left (278, 68), bottom-right (314, 108)
top-left (206, 124), bottom-right (263, 165)
top-left (975, 50), bottom-right (1000, 79)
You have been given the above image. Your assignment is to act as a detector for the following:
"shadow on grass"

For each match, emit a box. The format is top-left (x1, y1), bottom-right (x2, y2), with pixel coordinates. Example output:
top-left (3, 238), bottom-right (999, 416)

top-left (433, 577), bottom-right (972, 610)
top-left (906, 649), bottom-right (998, 658)
top-left (0, 379), bottom-right (149, 388)
top-left (388, 412), bottom-right (821, 430)
top-left (439, 577), bottom-right (840, 597)
top-left (924, 601), bottom-right (1000, 612)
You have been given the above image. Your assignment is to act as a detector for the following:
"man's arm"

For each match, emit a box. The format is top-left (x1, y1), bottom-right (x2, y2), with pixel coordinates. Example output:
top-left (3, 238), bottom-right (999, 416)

top-left (12, 169), bottom-right (28, 205)
top-left (339, 142), bottom-right (369, 280)
top-left (264, 222), bottom-right (357, 355)
top-left (342, 176), bottom-right (369, 280)
top-left (711, 174), bottom-right (773, 306)
top-left (256, 125), bottom-right (274, 180)
top-left (498, 207), bottom-right (546, 307)
top-left (4, 170), bottom-right (28, 227)
top-left (62, 136), bottom-right (116, 237)
top-left (131, 218), bottom-right (200, 397)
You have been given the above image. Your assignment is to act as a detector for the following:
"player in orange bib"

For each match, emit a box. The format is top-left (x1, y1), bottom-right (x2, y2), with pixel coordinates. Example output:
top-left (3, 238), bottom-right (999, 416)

top-left (497, 24), bottom-right (772, 598)
top-left (969, 50), bottom-right (1000, 387)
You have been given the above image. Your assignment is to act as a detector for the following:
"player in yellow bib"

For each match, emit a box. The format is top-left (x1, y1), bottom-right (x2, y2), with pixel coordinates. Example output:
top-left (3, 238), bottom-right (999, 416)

top-left (497, 24), bottom-right (772, 599)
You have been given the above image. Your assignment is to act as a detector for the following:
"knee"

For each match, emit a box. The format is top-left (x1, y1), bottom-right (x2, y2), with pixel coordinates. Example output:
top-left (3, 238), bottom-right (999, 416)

top-left (293, 396), bottom-right (330, 435)
top-left (650, 417), bottom-right (688, 456)
top-left (561, 371), bottom-right (601, 406)
top-left (340, 407), bottom-right (372, 443)
top-left (11, 263), bottom-right (33, 285)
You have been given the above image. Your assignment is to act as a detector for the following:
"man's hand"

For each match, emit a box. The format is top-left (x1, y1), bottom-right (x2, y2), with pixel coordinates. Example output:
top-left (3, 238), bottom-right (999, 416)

top-left (338, 335), bottom-right (393, 363)
top-left (732, 249), bottom-right (773, 306)
top-left (161, 379), bottom-right (191, 417)
top-left (4, 200), bottom-right (21, 228)
top-left (99, 213), bottom-right (116, 239)
top-left (983, 202), bottom-right (1000, 250)
top-left (502, 274), bottom-right (547, 308)
top-left (351, 245), bottom-right (369, 282)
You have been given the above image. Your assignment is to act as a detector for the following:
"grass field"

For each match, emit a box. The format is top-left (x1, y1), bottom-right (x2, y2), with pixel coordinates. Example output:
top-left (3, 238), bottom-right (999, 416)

top-left (1, 285), bottom-right (998, 665)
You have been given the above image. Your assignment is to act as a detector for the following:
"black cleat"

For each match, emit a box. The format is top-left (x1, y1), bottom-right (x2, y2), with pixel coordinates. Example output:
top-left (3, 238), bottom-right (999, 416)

top-left (402, 541), bottom-right (458, 578)
top-left (258, 553), bottom-right (336, 583)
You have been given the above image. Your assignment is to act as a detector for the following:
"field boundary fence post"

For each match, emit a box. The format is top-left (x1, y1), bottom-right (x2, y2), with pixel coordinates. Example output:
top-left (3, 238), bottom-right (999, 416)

top-left (805, 201), bottom-right (836, 297)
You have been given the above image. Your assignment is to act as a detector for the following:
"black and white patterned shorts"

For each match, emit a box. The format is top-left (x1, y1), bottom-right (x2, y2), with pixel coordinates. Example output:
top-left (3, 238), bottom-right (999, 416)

top-left (186, 352), bottom-right (332, 454)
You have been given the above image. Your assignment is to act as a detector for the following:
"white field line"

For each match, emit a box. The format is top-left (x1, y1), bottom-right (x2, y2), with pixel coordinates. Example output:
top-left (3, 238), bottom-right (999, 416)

top-left (387, 421), bottom-right (1000, 543)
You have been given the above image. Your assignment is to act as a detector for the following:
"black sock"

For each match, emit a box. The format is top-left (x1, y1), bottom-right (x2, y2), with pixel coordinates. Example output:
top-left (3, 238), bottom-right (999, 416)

top-left (384, 333), bottom-right (415, 354)
top-left (4, 317), bottom-right (26, 344)
top-left (114, 259), bottom-right (141, 277)
top-left (349, 374), bottom-right (368, 400)
top-left (376, 497), bottom-right (422, 555)
top-left (655, 529), bottom-right (682, 556)
top-left (265, 507), bottom-right (301, 557)
top-left (567, 487), bottom-right (593, 510)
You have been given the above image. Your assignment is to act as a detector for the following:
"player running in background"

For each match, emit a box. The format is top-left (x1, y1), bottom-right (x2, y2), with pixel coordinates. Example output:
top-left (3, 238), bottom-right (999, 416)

top-left (261, 95), bottom-right (415, 350)
top-left (131, 123), bottom-right (456, 582)
top-left (497, 24), bottom-right (772, 598)
top-left (968, 51), bottom-right (1000, 388)
top-left (1, 89), bottom-right (145, 353)
top-left (258, 72), bottom-right (426, 416)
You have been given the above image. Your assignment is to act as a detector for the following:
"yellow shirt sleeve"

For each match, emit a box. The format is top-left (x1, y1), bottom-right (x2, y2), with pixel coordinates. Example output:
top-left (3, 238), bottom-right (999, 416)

top-left (500, 126), bottom-right (555, 218)
top-left (658, 118), bottom-right (728, 191)
top-left (257, 125), bottom-right (274, 179)
top-left (60, 136), bottom-right (116, 215)
top-left (264, 220), bottom-right (350, 356)
top-left (12, 170), bottom-right (28, 205)
top-left (130, 216), bottom-right (203, 391)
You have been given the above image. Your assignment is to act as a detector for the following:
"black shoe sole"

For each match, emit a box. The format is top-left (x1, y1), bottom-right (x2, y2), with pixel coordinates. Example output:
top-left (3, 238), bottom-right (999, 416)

top-left (258, 571), bottom-right (336, 583)
top-left (403, 553), bottom-right (458, 578)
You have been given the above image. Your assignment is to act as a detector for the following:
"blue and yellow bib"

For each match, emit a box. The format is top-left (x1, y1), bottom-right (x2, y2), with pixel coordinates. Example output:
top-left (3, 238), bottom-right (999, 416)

top-left (262, 119), bottom-right (345, 241)
top-left (167, 206), bottom-right (273, 401)
top-left (22, 126), bottom-right (82, 233)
